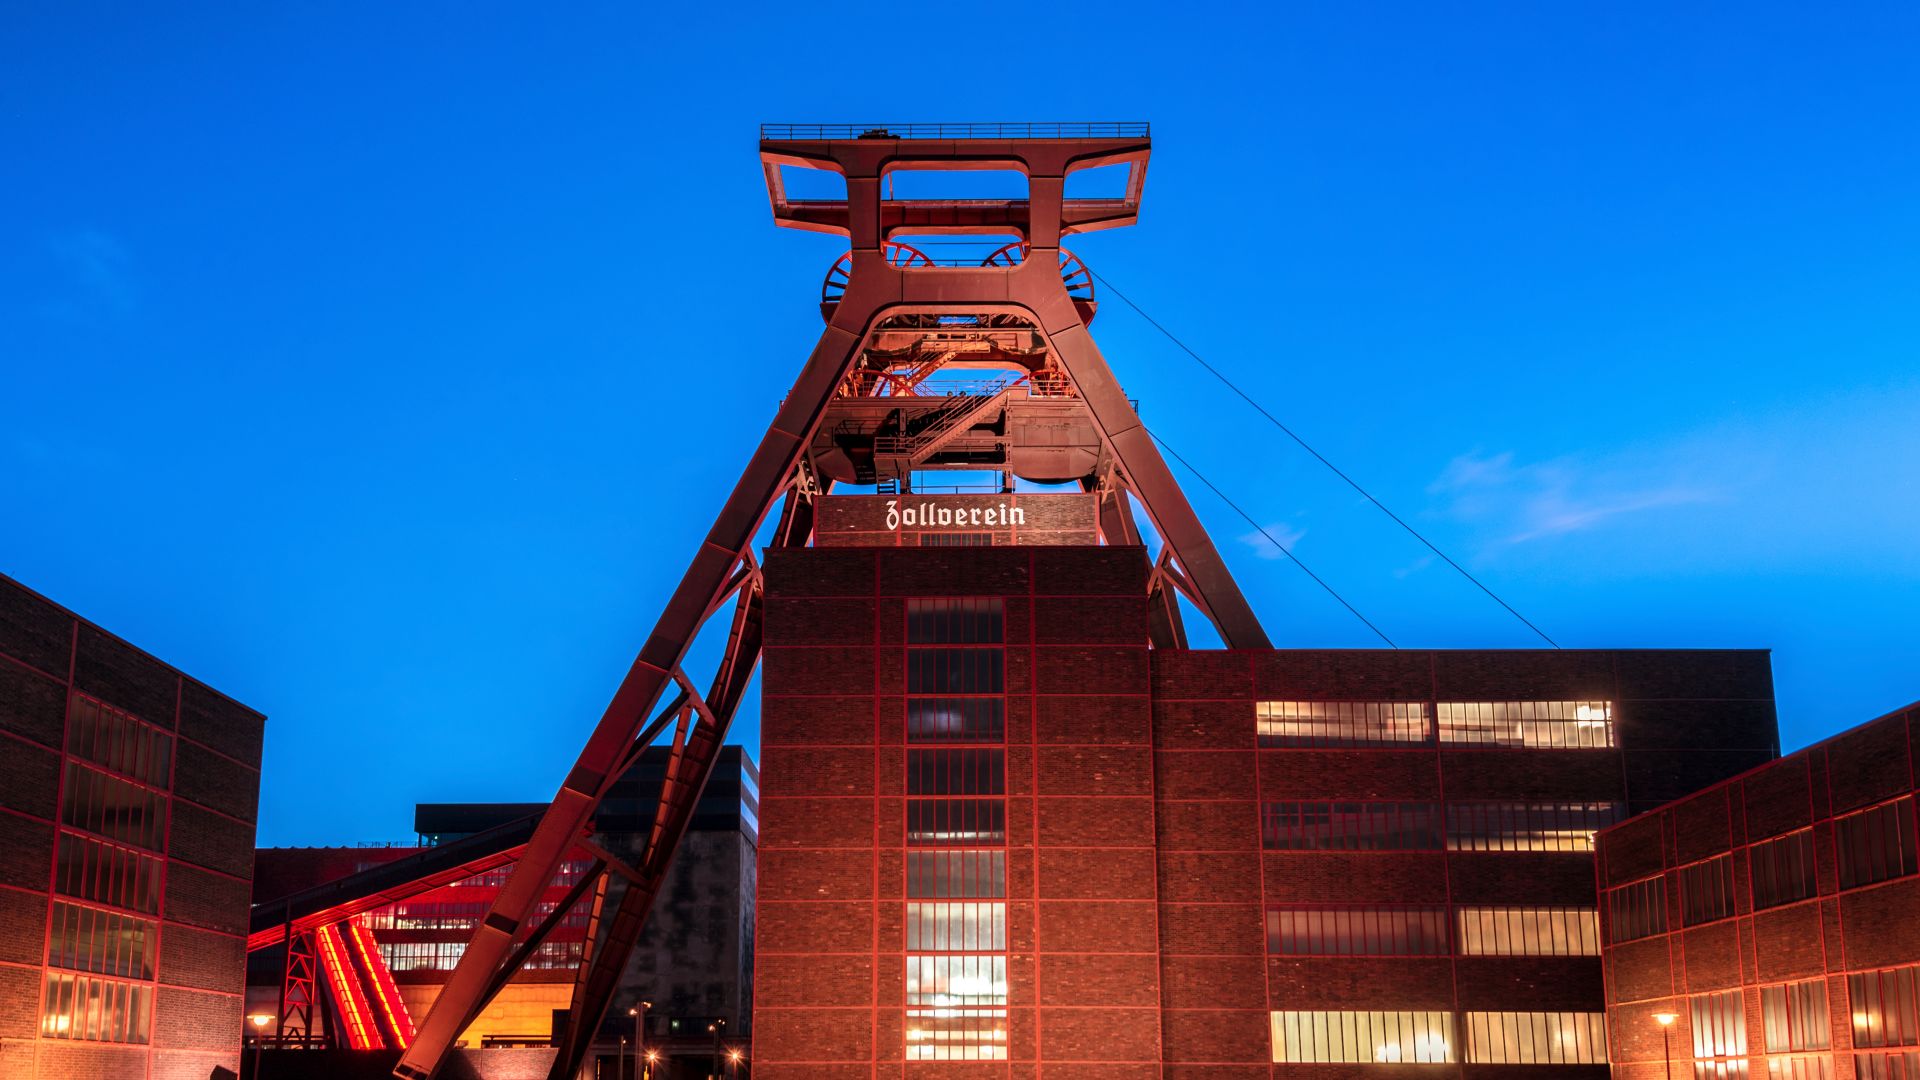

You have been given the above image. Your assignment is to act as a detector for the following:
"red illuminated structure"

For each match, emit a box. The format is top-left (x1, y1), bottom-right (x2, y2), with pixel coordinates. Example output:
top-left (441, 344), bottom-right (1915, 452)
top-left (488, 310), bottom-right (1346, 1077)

top-left (389, 121), bottom-right (1277, 1080)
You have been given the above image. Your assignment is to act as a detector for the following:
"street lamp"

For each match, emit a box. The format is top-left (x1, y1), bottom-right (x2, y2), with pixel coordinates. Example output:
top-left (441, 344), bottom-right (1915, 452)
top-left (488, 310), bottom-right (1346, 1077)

top-left (247, 1013), bottom-right (273, 1079)
top-left (645, 1048), bottom-right (661, 1080)
top-left (727, 1046), bottom-right (744, 1079)
top-left (1654, 1011), bottom-right (1679, 1080)
top-left (619, 1036), bottom-right (628, 1080)
top-left (708, 1019), bottom-right (727, 1080)
top-left (629, 1001), bottom-right (651, 1080)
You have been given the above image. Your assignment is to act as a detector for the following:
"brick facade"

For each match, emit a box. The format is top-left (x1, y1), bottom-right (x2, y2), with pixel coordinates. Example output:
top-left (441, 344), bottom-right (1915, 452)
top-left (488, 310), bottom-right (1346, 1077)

top-left (757, 544), bottom-right (1780, 1078)
top-left (0, 572), bottom-right (265, 1079)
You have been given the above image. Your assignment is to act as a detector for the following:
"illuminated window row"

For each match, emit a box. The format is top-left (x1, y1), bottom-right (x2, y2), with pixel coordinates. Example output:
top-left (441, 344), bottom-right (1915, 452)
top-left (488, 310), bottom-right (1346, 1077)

top-left (907, 799), bottom-right (1006, 846)
top-left (1263, 800), bottom-right (1621, 852)
top-left (1608, 875), bottom-right (1668, 942)
top-left (907, 1009), bottom-right (1006, 1061)
top-left (1682, 853), bottom-right (1738, 927)
top-left (1269, 907), bottom-right (1599, 957)
top-left (1838, 797), bottom-right (1919, 891)
top-left (907, 698), bottom-right (1005, 743)
top-left (1256, 700), bottom-right (1614, 749)
top-left (1859, 1052), bottom-right (1920, 1080)
top-left (40, 972), bottom-right (151, 1044)
top-left (53, 832), bottom-right (161, 915)
top-left (1272, 1010), bottom-right (1455, 1063)
top-left (1464, 1011), bottom-right (1608, 1064)
top-left (1752, 828), bottom-right (1818, 910)
top-left (60, 764), bottom-right (167, 853)
top-left (908, 850), bottom-right (1005, 899)
top-left (907, 902), bottom-right (1006, 952)
top-left (67, 693), bottom-right (173, 787)
top-left (47, 901), bottom-right (154, 981)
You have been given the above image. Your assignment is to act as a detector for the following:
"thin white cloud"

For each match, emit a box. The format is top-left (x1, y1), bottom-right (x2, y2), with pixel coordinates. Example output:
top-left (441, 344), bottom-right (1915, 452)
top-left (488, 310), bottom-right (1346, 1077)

top-left (1430, 448), bottom-right (1723, 546)
top-left (1238, 521), bottom-right (1306, 560)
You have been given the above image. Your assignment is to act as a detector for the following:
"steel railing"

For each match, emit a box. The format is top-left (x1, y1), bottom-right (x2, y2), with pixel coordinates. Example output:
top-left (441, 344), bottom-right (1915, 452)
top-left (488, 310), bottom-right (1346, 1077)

top-left (761, 122), bottom-right (1149, 141)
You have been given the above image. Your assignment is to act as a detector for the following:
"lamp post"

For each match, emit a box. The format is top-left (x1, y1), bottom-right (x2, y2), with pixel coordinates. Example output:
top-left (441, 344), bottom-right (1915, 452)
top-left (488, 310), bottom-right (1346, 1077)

top-left (629, 1001), bottom-right (651, 1080)
top-left (645, 1049), bottom-right (661, 1080)
top-left (708, 1019), bottom-right (727, 1080)
top-left (247, 1013), bottom-right (273, 1079)
top-left (727, 1046), bottom-right (744, 1079)
top-left (619, 1036), bottom-right (628, 1080)
top-left (1654, 1011), bottom-right (1678, 1080)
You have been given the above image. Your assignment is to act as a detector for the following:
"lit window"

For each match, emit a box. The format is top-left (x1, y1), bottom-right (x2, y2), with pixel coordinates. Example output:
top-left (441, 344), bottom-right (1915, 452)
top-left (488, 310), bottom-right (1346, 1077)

top-left (1464, 1011), bottom-right (1608, 1064)
top-left (1856, 1052), bottom-right (1920, 1080)
top-left (906, 799), bottom-right (1006, 845)
top-left (907, 698), bottom-right (1005, 742)
top-left (1445, 801), bottom-right (1621, 852)
top-left (1767, 1057), bottom-right (1834, 1080)
top-left (1851, 965), bottom-right (1920, 1049)
top-left (47, 901), bottom-right (154, 981)
top-left (1257, 701), bottom-right (1430, 748)
top-left (1608, 875), bottom-right (1668, 942)
top-left (1456, 908), bottom-right (1599, 956)
top-left (1837, 798), bottom-right (1919, 890)
top-left (40, 972), bottom-right (151, 1044)
top-left (1763, 978), bottom-right (1831, 1053)
top-left (1271, 1011), bottom-right (1455, 1063)
top-left (1682, 854), bottom-right (1738, 926)
top-left (1266, 907), bottom-right (1447, 956)
top-left (1262, 802), bottom-right (1442, 851)
top-left (906, 1009), bottom-right (1007, 1061)
top-left (1437, 701), bottom-right (1615, 748)
top-left (907, 903), bottom-right (1006, 952)
top-left (906, 955), bottom-right (1007, 1007)
top-left (1693, 988), bottom-right (1750, 1078)
top-left (1751, 829), bottom-right (1818, 910)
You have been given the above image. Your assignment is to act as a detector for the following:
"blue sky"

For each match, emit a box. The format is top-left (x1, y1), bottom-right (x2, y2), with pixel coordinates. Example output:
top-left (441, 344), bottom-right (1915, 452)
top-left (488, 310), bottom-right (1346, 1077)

top-left (3, 4), bottom-right (1916, 846)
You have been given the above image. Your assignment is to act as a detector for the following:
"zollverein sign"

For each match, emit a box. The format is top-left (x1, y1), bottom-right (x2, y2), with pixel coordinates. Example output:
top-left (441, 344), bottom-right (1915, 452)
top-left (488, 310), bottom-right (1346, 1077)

top-left (813, 493), bottom-right (1098, 547)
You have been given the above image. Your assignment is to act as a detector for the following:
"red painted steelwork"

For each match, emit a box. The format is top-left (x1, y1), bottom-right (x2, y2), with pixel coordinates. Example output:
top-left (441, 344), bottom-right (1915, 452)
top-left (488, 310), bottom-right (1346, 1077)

top-left (346, 921), bottom-right (416, 1049)
top-left (393, 124), bottom-right (1269, 1080)
top-left (318, 923), bottom-right (381, 1051)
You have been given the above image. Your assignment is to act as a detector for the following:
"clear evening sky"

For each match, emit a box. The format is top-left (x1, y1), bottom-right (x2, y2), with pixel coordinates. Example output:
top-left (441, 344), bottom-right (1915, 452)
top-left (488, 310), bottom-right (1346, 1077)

top-left (4, 5), bottom-right (1916, 846)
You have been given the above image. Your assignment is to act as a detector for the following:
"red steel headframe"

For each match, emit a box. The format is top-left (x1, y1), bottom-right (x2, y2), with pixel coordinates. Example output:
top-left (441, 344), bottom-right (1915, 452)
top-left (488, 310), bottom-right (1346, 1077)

top-left (393, 124), bottom-right (1267, 1080)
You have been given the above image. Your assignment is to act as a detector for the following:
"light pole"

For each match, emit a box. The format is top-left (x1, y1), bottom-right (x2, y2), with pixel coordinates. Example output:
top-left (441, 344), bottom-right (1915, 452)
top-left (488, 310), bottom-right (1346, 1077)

top-left (645, 1049), bottom-right (661, 1080)
top-left (247, 1013), bottom-right (273, 1079)
top-left (1654, 1011), bottom-right (1678, 1080)
top-left (727, 1046), bottom-right (744, 1079)
top-left (629, 1001), bottom-right (651, 1080)
top-left (708, 1019), bottom-right (727, 1080)
top-left (619, 1036), bottom-right (628, 1080)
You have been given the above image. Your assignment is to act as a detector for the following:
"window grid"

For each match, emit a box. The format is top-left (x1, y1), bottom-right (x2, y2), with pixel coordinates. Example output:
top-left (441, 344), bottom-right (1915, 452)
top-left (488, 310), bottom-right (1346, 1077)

top-left (1463, 1011), bottom-right (1608, 1064)
top-left (1693, 988), bottom-right (1751, 1062)
top-left (1837, 797), bottom-right (1919, 891)
top-left (1763, 978), bottom-right (1832, 1053)
top-left (1609, 875), bottom-right (1669, 942)
top-left (1767, 1057), bottom-right (1834, 1080)
top-left (40, 972), bottom-right (151, 1044)
top-left (1271, 1011), bottom-right (1456, 1063)
top-left (1851, 965), bottom-right (1920, 1049)
top-left (1751, 829), bottom-right (1818, 910)
top-left (1455, 907), bottom-right (1601, 956)
top-left (1261, 801), bottom-right (1442, 851)
top-left (66, 693), bottom-right (173, 788)
top-left (905, 597), bottom-right (1007, 1062)
top-left (1858, 1052), bottom-right (1920, 1080)
top-left (53, 832), bottom-right (162, 915)
top-left (46, 901), bottom-right (155, 981)
top-left (59, 763), bottom-right (168, 852)
top-left (1265, 907), bottom-right (1448, 957)
top-left (1445, 801), bottom-right (1622, 852)
top-left (1682, 853), bottom-right (1738, 927)
top-left (1437, 701), bottom-right (1616, 749)
top-left (1256, 701), bottom-right (1431, 748)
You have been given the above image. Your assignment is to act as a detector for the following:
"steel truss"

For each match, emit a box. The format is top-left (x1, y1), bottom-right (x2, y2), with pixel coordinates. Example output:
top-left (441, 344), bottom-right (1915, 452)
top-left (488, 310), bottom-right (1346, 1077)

top-left (394, 128), bottom-right (1266, 1080)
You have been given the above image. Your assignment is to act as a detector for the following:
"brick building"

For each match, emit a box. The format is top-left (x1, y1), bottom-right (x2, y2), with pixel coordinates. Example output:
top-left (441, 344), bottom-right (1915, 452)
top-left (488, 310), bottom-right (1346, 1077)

top-left (753, 541), bottom-right (1780, 1078)
top-left (0, 572), bottom-right (265, 1079)
top-left (1597, 700), bottom-right (1920, 1080)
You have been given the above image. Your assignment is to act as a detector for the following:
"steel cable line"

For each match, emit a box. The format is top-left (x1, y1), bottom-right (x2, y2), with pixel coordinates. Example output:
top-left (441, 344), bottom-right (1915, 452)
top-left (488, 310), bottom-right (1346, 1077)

top-left (1147, 427), bottom-right (1397, 648)
top-left (1094, 268), bottom-right (1560, 649)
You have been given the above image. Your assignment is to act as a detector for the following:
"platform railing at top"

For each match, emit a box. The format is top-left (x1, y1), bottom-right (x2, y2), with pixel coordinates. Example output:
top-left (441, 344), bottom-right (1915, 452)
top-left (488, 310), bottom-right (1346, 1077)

top-left (761, 121), bottom-right (1149, 141)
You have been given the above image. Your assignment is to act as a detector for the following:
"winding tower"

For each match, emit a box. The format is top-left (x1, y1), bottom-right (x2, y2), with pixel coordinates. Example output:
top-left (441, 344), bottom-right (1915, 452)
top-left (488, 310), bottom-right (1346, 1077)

top-left (391, 122), bottom-right (1267, 1080)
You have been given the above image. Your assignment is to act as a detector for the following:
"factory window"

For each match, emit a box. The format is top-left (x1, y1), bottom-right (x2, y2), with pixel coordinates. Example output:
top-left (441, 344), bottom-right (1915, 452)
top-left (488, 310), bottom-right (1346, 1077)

top-left (907, 597), bottom-right (1004, 644)
top-left (907, 649), bottom-right (1005, 694)
top-left (1762, 978), bottom-right (1831, 1053)
top-left (1751, 829), bottom-right (1818, 910)
top-left (66, 694), bottom-right (173, 787)
top-left (1681, 854), bottom-right (1738, 926)
top-left (60, 763), bottom-right (168, 852)
top-left (1857, 1052), bottom-right (1920, 1080)
top-left (907, 902), bottom-right (1007, 952)
top-left (1463, 1012), bottom-right (1608, 1064)
top-left (1608, 875), bottom-right (1668, 942)
top-left (39, 972), bottom-right (151, 1044)
top-left (906, 956), bottom-right (1008, 1061)
top-left (1437, 701), bottom-right (1615, 749)
top-left (1455, 908), bottom-right (1600, 956)
top-left (907, 799), bottom-right (1006, 845)
top-left (379, 941), bottom-right (468, 971)
top-left (46, 901), bottom-right (155, 980)
top-left (1256, 701), bottom-right (1430, 748)
top-left (1262, 801), bottom-right (1442, 851)
top-left (908, 850), bottom-right (1006, 898)
top-left (917, 532), bottom-right (994, 547)
top-left (53, 833), bottom-right (161, 915)
top-left (1693, 988), bottom-right (1751, 1077)
top-left (907, 698), bottom-right (1006, 742)
top-left (1265, 907), bottom-right (1448, 956)
top-left (1445, 801), bottom-right (1621, 852)
top-left (1850, 964), bottom-right (1920, 1049)
top-left (907, 748), bottom-right (1007, 795)
top-left (1768, 1058), bottom-right (1834, 1080)
top-left (1271, 1010), bottom-right (1455, 1063)
top-left (1837, 797), bottom-right (1918, 890)
top-left (906, 1009), bottom-right (1007, 1061)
